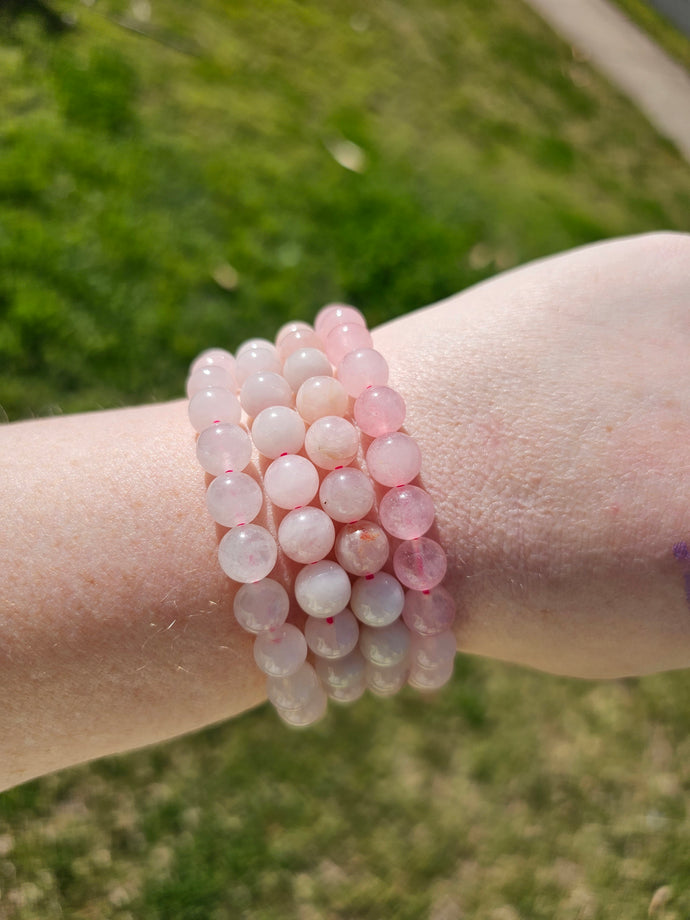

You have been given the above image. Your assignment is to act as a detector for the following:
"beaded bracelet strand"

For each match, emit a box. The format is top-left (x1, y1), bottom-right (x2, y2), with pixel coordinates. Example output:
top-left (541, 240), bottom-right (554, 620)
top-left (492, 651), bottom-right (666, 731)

top-left (187, 305), bottom-right (457, 726)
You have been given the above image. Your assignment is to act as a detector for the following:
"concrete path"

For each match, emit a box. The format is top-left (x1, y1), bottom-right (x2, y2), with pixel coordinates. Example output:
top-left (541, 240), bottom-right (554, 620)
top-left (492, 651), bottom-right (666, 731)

top-left (525, 0), bottom-right (690, 163)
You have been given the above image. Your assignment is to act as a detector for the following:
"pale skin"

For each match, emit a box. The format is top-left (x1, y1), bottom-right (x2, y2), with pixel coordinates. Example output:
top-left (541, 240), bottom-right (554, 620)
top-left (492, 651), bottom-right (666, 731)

top-left (1, 231), bottom-right (689, 792)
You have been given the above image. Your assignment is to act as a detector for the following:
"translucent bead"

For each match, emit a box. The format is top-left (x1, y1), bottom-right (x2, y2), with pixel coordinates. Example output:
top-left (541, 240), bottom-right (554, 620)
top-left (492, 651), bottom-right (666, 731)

top-left (325, 323), bottom-right (373, 365)
top-left (282, 347), bottom-right (333, 392)
top-left (304, 609), bottom-right (359, 659)
top-left (359, 619), bottom-right (410, 666)
top-left (264, 454), bottom-right (319, 509)
top-left (409, 630), bottom-right (457, 669)
top-left (408, 656), bottom-right (454, 692)
top-left (275, 682), bottom-right (328, 726)
top-left (206, 471), bottom-right (263, 527)
top-left (196, 423), bottom-right (252, 475)
top-left (402, 586), bottom-right (456, 637)
top-left (277, 328), bottom-right (324, 361)
top-left (278, 507), bottom-right (335, 564)
top-left (253, 624), bottom-right (307, 677)
top-left (234, 578), bottom-right (289, 633)
top-left (319, 468), bottom-right (375, 523)
top-left (296, 376), bottom-right (348, 423)
top-left (350, 573), bottom-right (404, 627)
top-left (251, 406), bottom-right (305, 459)
top-left (335, 520), bottom-right (390, 576)
top-left (366, 432), bottom-right (422, 487)
top-left (294, 560), bottom-right (351, 618)
top-left (393, 537), bottom-right (447, 591)
top-left (189, 347), bottom-right (236, 377)
top-left (336, 348), bottom-right (389, 397)
top-left (304, 416), bottom-right (359, 470)
top-left (186, 364), bottom-right (235, 398)
top-left (276, 320), bottom-right (312, 346)
top-left (240, 371), bottom-right (293, 418)
top-left (366, 660), bottom-right (410, 697)
top-left (235, 338), bottom-right (277, 358)
top-left (315, 649), bottom-right (367, 703)
top-left (354, 386), bottom-right (406, 437)
top-left (235, 346), bottom-right (282, 384)
top-left (218, 524), bottom-right (277, 583)
top-left (188, 387), bottom-right (242, 432)
top-left (314, 303), bottom-right (367, 339)
top-left (267, 661), bottom-right (320, 709)
top-left (379, 485), bottom-right (436, 539)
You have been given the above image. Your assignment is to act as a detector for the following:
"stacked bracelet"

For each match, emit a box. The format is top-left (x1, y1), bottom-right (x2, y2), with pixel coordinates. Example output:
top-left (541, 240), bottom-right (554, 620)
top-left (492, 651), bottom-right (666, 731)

top-left (187, 305), bottom-right (457, 726)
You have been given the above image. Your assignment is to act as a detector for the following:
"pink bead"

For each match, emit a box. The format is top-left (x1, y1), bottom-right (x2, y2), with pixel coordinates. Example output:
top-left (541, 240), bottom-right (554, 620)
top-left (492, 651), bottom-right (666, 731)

top-left (296, 376), bottom-right (348, 423)
top-left (236, 338), bottom-right (276, 358)
top-left (239, 371), bottom-right (293, 418)
top-left (366, 660), bottom-right (410, 697)
top-left (304, 416), bottom-right (359, 470)
top-left (251, 406), bottom-right (305, 459)
top-left (319, 468), bottom-right (375, 523)
top-left (354, 386), bottom-right (406, 437)
top-left (186, 364), bottom-right (235, 398)
top-left (304, 609), bottom-right (359, 659)
top-left (314, 304), bottom-right (367, 339)
top-left (274, 681), bottom-right (328, 726)
top-left (264, 454), bottom-right (319, 509)
top-left (190, 347), bottom-right (235, 377)
top-left (325, 322), bottom-right (373, 365)
top-left (393, 537), bottom-right (447, 591)
top-left (409, 630), bottom-right (457, 668)
top-left (253, 624), bottom-right (307, 677)
top-left (278, 507), bottom-right (335, 564)
top-left (196, 423), bottom-right (252, 475)
top-left (267, 661), bottom-right (320, 709)
top-left (402, 586), bottom-right (456, 637)
top-left (366, 432), bottom-right (422, 486)
top-left (315, 649), bottom-right (367, 702)
top-left (188, 387), bottom-right (241, 432)
top-left (350, 573), bottom-right (404, 627)
top-left (335, 521), bottom-right (390, 576)
top-left (378, 485), bottom-right (436, 539)
top-left (336, 348), bottom-right (388, 397)
top-left (206, 471), bottom-right (263, 527)
top-left (235, 346), bottom-right (282, 385)
top-left (359, 619), bottom-right (410, 666)
top-left (294, 560), bottom-right (351, 618)
top-left (234, 578), bottom-right (289, 633)
top-left (218, 524), bottom-right (277, 583)
top-left (408, 656), bottom-right (454, 691)
top-left (276, 321), bottom-right (312, 347)
top-left (282, 348), bottom-right (333, 392)
top-left (277, 328), bottom-right (324, 361)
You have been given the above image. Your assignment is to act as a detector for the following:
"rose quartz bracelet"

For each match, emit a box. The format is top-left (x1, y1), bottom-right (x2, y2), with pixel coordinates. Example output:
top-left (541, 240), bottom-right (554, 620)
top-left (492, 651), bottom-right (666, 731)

top-left (187, 305), bottom-right (457, 726)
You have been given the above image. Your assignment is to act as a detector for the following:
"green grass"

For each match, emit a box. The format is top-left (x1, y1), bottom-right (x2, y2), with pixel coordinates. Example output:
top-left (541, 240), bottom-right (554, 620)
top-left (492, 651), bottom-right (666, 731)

top-left (1, 1), bottom-right (690, 918)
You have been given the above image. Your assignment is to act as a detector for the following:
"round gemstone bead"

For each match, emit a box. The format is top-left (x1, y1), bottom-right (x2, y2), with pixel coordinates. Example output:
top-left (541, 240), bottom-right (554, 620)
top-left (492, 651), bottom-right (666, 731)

top-left (235, 346), bottom-right (282, 384)
top-left (188, 387), bottom-right (241, 432)
top-left (325, 322), bottom-right (373, 365)
top-left (366, 432), bottom-right (422, 487)
top-left (276, 320), bottom-right (312, 347)
top-left (218, 524), bottom-right (277, 583)
top-left (296, 376), bottom-right (348, 423)
top-left (235, 338), bottom-right (277, 359)
top-left (282, 347), bottom-right (333, 392)
top-left (294, 561), bottom-right (351, 618)
top-left (206, 471), bottom-right (263, 527)
top-left (379, 485), bottom-right (436, 539)
top-left (304, 609), bottom-right (359, 659)
top-left (253, 624), bottom-right (307, 677)
top-left (267, 661), bottom-right (320, 710)
top-left (314, 303), bottom-right (367, 338)
top-left (240, 371), bottom-right (293, 418)
top-left (186, 364), bottom-right (235, 398)
top-left (319, 468), bottom-right (375, 523)
top-left (196, 423), bottom-right (252, 476)
top-left (393, 537), bottom-right (447, 591)
top-left (354, 385), bottom-right (406, 437)
top-left (315, 649), bottom-right (367, 702)
top-left (335, 520), bottom-right (390, 576)
top-left (251, 406), bottom-right (305, 459)
top-left (304, 416), bottom-right (359, 470)
top-left (275, 682), bottom-right (328, 726)
top-left (233, 578), bottom-right (289, 633)
top-left (277, 327), bottom-right (324, 361)
top-left (336, 348), bottom-right (389, 397)
top-left (359, 619), bottom-right (411, 666)
top-left (402, 586), bottom-right (456, 637)
top-left (350, 573), bottom-right (405, 627)
top-left (190, 347), bottom-right (236, 377)
top-left (263, 454), bottom-right (319, 509)
top-left (278, 507), bottom-right (335, 564)
top-left (366, 659), bottom-right (410, 697)
top-left (408, 656), bottom-right (454, 691)
top-left (409, 630), bottom-right (457, 669)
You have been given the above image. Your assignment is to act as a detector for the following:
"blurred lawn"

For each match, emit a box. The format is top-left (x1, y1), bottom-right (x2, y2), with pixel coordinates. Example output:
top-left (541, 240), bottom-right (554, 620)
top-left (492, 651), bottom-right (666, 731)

top-left (1, 1), bottom-right (690, 918)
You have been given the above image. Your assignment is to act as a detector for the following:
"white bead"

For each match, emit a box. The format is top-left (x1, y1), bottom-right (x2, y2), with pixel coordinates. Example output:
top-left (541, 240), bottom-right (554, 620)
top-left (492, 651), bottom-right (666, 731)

top-left (409, 630), bottom-right (457, 669)
top-left (251, 406), bottom-right (305, 459)
top-left (234, 578), bottom-right (289, 633)
top-left (315, 649), bottom-right (367, 702)
top-left (196, 423), bottom-right (252, 476)
top-left (408, 656), bottom-right (454, 691)
top-left (275, 682), bottom-right (328, 725)
top-left (186, 364), bottom-right (234, 398)
top-left (266, 661), bottom-right (320, 710)
top-left (294, 560), bottom-right (351, 618)
top-left (296, 376), bottom-right (348, 423)
top-left (253, 624), bottom-right (307, 677)
top-left (188, 387), bottom-right (241, 432)
top-left (235, 346), bottom-right (282, 384)
top-left (366, 659), bottom-right (410, 696)
top-left (304, 416), bottom-right (359, 470)
top-left (350, 573), bottom-right (405, 627)
top-left (205, 471), bottom-right (263, 527)
top-left (304, 609), bottom-right (359, 659)
top-left (319, 468), bottom-right (375, 523)
top-left (264, 454), bottom-right (319, 509)
top-left (278, 507), bottom-right (335, 564)
top-left (282, 347), bottom-right (333, 392)
top-left (240, 371), bottom-right (293, 418)
top-left (359, 619), bottom-right (410, 666)
top-left (218, 524), bottom-right (277, 583)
